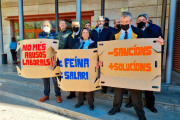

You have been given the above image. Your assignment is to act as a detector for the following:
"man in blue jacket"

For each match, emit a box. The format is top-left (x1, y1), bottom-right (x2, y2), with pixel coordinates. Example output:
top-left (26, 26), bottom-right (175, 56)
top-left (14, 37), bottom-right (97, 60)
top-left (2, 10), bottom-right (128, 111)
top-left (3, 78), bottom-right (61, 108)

top-left (91, 16), bottom-right (112, 43)
top-left (91, 16), bottom-right (112, 94)
top-left (38, 20), bottom-right (62, 103)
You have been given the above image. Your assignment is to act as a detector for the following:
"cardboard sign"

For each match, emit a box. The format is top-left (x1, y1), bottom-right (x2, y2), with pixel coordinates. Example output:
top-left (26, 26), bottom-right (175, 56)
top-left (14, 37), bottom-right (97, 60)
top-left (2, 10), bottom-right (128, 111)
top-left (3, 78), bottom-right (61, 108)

top-left (16, 39), bottom-right (60, 78)
top-left (56, 49), bottom-right (101, 92)
top-left (98, 38), bottom-right (161, 92)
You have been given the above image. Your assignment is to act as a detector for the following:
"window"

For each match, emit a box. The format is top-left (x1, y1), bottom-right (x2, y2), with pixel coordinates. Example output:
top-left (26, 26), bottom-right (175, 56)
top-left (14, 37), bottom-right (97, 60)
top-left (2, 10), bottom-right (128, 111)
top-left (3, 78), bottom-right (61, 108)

top-left (8, 11), bottom-right (94, 61)
top-left (12, 19), bottom-right (90, 40)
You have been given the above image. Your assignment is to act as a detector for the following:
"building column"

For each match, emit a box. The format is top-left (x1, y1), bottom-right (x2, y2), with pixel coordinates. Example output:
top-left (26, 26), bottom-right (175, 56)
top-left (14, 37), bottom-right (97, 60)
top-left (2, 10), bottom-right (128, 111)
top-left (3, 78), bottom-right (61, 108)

top-left (165, 0), bottom-right (178, 84)
top-left (101, 0), bottom-right (105, 16)
top-left (76, 0), bottom-right (81, 29)
top-left (55, 0), bottom-right (59, 33)
top-left (161, 0), bottom-right (167, 37)
top-left (0, 1), bottom-right (4, 64)
top-left (18, 0), bottom-right (24, 68)
top-left (18, 0), bottom-right (24, 40)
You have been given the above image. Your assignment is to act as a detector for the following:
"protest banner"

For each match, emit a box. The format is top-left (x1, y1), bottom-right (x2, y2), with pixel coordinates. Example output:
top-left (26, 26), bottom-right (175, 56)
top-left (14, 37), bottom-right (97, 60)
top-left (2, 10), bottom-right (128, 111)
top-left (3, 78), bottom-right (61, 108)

top-left (56, 48), bottom-right (101, 92)
top-left (98, 38), bottom-right (161, 92)
top-left (16, 39), bottom-right (60, 78)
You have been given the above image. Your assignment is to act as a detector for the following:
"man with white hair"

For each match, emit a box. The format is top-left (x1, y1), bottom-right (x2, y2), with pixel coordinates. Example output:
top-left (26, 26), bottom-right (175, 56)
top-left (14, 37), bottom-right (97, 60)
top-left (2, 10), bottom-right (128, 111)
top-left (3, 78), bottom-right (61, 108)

top-left (38, 20), bottom-right (62, 103)
top-left (38, 20), bottom-right (57, 39)
top-left (91, 16), bottom-right (112, 94)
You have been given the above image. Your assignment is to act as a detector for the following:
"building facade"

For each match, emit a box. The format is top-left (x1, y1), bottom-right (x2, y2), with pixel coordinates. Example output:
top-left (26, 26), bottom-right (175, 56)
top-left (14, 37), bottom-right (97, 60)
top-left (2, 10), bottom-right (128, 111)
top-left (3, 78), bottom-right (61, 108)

top-left (1, 0), bottom-right (178, 75)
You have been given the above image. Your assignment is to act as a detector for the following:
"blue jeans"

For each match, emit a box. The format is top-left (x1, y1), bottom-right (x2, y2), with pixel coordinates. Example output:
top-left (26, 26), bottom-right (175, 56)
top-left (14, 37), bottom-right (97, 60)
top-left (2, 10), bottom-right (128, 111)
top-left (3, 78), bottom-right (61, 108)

top-left (42, 77), bottom-right (61, 97)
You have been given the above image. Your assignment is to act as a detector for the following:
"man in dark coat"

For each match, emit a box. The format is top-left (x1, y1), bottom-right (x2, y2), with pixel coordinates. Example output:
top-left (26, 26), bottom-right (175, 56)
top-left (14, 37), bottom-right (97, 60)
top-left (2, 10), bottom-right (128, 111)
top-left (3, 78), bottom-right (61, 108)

top-left (64, 20), bottom-right (81, 99)
top-left (108, 12), bottom-right (147, 120)
top-left (91, 16), bottom-right (112, 94)
top-left (38, 20), bottom-right (62, 103)
top-left (104, 17), bottom-right (114, 32)
top-left (91, 16), bottom-right (112, 43)
top-left (125, 13), bottom-right (164, 113)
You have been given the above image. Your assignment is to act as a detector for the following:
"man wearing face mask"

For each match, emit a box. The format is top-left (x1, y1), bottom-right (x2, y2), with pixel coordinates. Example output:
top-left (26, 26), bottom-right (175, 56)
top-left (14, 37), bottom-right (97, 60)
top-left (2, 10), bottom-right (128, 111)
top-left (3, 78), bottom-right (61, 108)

top-left (125, 14), bottom-right (161, 113)
top-left (109, 12), bottom-right (147, 120)
top-left (91, 16), bottom-right (112, 43)
top-left (38, 20), bottom-right (62, 103)
top-left (64, 20), bottom-right (81, 99)
top-left (113, 19), bottom-right (121, 32)
top-left (91, 16), bottom-right (112, 94)
top-left (104, 17), bottom-right (114, 32)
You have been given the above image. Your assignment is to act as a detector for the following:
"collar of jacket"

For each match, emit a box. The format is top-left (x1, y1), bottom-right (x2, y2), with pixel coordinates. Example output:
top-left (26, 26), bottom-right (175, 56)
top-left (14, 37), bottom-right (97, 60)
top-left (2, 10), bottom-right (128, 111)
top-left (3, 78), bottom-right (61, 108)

top-left (114, 27), bottom-right (138, 40)
top-left (71, 31), bottom-right (80, 39)
top-left (79, 38), bottom-right (94, 44)
top-left (42, 31), bottom-right (55, 36)
top-left (60, 29), bottom-right (67, 33)
top-left (94, 27), bottom-right (104, 32)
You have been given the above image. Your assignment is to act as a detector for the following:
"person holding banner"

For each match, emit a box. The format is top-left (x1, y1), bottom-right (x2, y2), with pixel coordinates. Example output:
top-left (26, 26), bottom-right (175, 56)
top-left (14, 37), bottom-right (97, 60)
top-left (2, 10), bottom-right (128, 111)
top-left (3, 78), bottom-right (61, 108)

top-left (104, 12), bottom-right (147, 120)
top-left (125, 13), bottom-right (164, 113)
top-left (73, 28), bottom-right (96, 111)
top-left (91, 16), bottom-right (112, 94)
top-left (97, 12), bottom-right (164, 120)
top-left (64, 20), bottom-right (81, 99)
top-left (38, 20), bottom-right (62, 103)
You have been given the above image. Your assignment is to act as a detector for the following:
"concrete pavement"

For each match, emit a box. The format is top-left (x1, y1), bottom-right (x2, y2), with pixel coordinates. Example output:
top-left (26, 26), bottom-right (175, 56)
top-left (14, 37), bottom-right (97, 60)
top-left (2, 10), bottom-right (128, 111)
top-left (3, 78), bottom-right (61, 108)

top-left (0, 95), bottom-right (74, 120)
top-left (0, 64), bottom-right (180, 119)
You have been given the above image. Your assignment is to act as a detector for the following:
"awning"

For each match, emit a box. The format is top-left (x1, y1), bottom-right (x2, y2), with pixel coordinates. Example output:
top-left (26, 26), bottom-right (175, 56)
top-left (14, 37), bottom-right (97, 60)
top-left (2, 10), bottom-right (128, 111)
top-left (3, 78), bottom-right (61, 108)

top-left (5, 11), bottom-right (94, 21)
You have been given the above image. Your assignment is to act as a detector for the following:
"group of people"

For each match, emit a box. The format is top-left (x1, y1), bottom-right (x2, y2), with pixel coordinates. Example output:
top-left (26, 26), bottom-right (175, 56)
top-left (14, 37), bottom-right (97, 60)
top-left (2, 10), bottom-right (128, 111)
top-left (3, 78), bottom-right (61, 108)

top-left (35, 12), bottom-right (164, 120)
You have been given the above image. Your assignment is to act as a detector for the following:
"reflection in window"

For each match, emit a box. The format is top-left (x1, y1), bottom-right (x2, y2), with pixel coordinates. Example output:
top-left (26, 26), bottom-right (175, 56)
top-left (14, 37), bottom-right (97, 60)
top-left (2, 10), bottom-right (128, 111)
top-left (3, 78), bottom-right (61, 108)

top-left (24, 22), bottom-right (35, 29)
top-left (26, 32), bottom-right (35, 39)
top-left (14, 22), bottom-right (19, 30)
top-left (36, 21), bottom-right (43, 29)
top-left (81, 20), bottom-right (90, 28)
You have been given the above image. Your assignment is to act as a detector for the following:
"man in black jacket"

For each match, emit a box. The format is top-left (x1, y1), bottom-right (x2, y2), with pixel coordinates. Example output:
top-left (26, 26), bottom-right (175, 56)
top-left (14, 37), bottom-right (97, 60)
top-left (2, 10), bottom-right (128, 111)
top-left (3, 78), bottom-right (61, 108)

top-left (125, 13), bottom-right (164, 113)
top-left (91, 16), bottom-right (112, 94)
top-left (112, 19), bottom-right (121, 33)
top-left (104, 17), bottom-right (114, 32)
top-left (64, 20), bottom-right (81, 99)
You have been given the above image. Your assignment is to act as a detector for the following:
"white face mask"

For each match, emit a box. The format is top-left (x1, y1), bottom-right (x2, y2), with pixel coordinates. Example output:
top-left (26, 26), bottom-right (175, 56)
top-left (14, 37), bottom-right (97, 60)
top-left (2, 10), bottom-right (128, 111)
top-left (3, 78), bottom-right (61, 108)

top-left (99, 25), bottom-right (103, 28)
top-left (43, 26), bottom-right (51, 33)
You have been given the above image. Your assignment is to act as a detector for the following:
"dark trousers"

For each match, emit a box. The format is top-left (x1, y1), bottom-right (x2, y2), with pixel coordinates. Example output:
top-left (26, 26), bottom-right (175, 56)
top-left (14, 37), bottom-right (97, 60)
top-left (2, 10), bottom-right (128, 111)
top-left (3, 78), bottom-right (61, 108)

top-left (42, 77), bottom-right (61, 97)
top-left (69, 91), bottom-right (76, 96)
top-left (129, 91), bottom-right (155, 106)
top-left (10, 49), bottom-right (17, 61)
top-left (145, 91), bottom-right (155, 106)
top-left (78, 92), bottom-right (94, 106)
top-left (113, 88), bottom-right (145, 117)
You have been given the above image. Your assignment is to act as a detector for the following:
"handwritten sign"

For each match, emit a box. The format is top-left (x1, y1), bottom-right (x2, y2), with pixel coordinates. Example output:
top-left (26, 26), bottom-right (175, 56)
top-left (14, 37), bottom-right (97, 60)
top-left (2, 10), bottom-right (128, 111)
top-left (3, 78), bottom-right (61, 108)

top-left (56, 49), bottom-right (101, 92)
top-left (98, 39), bottom-right (161, 92)
top-left (16, 39), bottom-right (60, 78)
